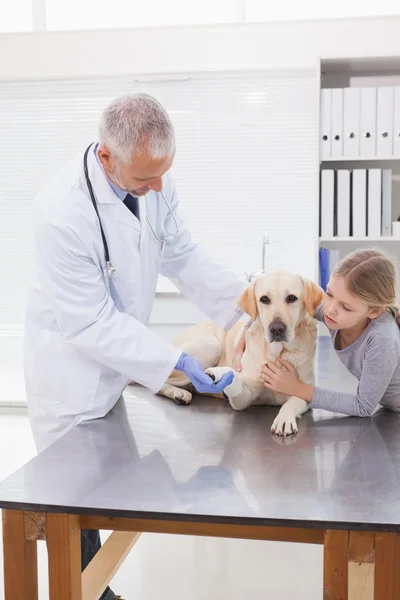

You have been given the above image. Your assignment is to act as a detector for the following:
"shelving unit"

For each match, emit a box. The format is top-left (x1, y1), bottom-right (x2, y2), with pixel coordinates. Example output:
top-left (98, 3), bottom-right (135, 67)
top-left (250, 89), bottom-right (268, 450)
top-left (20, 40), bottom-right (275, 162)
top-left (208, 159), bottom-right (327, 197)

top-left (319, 56), bottom-right (400, 287)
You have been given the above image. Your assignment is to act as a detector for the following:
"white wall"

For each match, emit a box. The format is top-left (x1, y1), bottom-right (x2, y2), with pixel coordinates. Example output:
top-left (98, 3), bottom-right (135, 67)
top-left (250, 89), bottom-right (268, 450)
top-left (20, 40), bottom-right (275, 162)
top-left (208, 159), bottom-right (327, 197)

top-left (5, 0), bottom-right (400, 33)
top-left (2, 16), bottom-right (400, 80)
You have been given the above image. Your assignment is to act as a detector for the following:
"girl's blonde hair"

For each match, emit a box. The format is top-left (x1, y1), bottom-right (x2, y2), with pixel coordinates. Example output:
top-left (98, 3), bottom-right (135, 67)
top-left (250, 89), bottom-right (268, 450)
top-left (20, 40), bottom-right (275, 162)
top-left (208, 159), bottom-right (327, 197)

top-left (333, 248), bottom-right (400, 326)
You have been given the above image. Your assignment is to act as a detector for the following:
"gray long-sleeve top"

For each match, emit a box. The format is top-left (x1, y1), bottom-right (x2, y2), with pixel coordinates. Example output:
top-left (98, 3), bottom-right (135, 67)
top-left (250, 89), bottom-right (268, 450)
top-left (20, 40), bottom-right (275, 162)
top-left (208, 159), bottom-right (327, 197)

top-left (312, 305), bottom-right (400, 416)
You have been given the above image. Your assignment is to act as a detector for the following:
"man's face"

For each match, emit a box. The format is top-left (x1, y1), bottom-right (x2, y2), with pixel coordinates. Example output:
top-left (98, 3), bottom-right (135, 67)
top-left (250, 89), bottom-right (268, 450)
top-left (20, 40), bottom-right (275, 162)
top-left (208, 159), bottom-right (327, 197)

top-left (98, 146), bottom-right (174, 196)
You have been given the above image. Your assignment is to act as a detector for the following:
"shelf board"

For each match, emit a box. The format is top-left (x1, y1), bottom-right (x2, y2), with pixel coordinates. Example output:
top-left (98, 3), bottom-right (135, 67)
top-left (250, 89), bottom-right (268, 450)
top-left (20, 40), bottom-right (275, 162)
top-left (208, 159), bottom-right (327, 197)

top-left (320, 237), bottom-right (399, 242)
top-left (321, 157), bottom-right (400, 163)
top-left (321, 57), bottom-right (400, 76)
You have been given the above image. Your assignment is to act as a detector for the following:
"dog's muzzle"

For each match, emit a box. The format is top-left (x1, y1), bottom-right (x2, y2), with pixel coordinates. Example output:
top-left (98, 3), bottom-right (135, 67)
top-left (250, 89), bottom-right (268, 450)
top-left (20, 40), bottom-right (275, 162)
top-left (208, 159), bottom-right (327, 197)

top-left (268, 319), bottom-right (287, 342)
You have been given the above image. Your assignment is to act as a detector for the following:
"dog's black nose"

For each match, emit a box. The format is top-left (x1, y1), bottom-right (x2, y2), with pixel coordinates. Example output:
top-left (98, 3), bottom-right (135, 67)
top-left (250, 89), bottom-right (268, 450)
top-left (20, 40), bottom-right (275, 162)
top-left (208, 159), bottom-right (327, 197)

top-left (269, 320), bottom-right (287, 340)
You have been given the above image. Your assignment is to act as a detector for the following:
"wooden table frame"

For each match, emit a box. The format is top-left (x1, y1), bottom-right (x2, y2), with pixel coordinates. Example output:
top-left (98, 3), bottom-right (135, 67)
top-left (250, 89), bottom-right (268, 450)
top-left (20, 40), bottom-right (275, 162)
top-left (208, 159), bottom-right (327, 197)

top-left (2, 508), bottom-right (400, 599)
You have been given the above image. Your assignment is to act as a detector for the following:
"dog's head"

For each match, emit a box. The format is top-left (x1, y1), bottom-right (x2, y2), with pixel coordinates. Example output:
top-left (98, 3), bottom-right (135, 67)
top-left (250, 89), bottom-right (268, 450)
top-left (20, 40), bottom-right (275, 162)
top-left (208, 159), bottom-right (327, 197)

top-left (238, 271), bottom-right (324, 344)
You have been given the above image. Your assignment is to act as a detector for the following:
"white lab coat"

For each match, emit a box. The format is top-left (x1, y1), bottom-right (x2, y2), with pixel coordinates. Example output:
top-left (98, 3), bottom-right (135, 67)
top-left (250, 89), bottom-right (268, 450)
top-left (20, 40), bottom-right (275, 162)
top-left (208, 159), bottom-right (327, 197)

top-left (24, 147), bottom-right (246, 451)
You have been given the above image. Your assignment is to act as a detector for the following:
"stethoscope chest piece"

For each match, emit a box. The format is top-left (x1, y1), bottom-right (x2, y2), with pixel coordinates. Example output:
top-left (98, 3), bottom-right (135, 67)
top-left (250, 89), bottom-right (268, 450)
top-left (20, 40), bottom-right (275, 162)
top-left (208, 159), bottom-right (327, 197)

top-left (104, 261), bottom-right (117, 279)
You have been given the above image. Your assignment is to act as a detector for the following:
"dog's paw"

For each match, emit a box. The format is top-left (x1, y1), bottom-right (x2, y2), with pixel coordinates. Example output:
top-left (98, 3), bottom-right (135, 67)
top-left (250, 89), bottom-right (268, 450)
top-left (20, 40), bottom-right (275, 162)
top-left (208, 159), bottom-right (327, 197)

top-left (158, 384), bottom-right (192, 405)
top-left (172, 388), bottom-right (193, 405)
top-left (205, 367), bottom-right (242, 399)
top-left (271, 408), bottom-right (298, 436)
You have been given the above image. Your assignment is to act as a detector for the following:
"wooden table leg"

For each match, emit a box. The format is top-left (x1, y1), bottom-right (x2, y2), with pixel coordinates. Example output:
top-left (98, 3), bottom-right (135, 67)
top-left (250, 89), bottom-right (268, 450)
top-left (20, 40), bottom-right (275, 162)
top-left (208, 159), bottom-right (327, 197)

top-left (374, 532), bottom-right (400, 600)
top-left (2, 509), bottom-right (39, 600)
top-left (46, 513), bottom-right (82, 600)
top-left (324, 530), bottom-right (349, 599)
top-left (348, 531), bottom-right (375, 600)
top-left (324, 529), bottom-right (400, 599)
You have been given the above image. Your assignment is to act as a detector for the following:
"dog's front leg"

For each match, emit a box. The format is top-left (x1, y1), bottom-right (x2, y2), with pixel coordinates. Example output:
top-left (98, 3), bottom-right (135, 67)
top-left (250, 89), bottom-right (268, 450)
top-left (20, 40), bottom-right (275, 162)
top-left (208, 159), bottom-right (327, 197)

top-left (271, 396), bottom-right (309, 436)
top-left (205, 367), bottom-right (260, 411)
top-left (270, 364), bottom-right (314, 436)
top-left (228, 377), bottom-right (261, 411)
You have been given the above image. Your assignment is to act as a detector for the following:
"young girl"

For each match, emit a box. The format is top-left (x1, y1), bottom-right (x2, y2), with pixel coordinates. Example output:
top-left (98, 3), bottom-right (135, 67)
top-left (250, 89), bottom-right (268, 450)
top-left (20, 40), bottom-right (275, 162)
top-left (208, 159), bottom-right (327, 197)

top-left (234, 248), bottom-right (400, 417)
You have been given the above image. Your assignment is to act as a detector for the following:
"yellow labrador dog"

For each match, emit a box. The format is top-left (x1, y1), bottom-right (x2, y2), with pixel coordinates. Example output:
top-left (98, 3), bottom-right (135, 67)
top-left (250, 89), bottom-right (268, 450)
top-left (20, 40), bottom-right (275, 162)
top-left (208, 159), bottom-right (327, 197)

top-left (158, 271), bottom-right (324, 436)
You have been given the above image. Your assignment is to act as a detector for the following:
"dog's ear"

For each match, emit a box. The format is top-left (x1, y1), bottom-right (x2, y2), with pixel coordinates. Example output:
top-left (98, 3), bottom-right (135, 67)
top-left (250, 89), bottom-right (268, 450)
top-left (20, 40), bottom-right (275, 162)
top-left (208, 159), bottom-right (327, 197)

top-left (238, 281), bottom-right (258, 320)
top-left (302, 278), bottom-right (325, 317)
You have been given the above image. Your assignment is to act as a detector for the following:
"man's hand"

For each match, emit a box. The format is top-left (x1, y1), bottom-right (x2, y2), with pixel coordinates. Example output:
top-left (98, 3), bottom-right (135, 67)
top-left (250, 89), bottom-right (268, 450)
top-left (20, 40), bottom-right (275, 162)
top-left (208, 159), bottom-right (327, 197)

top-left (175, 353), bottom-right (234, 394)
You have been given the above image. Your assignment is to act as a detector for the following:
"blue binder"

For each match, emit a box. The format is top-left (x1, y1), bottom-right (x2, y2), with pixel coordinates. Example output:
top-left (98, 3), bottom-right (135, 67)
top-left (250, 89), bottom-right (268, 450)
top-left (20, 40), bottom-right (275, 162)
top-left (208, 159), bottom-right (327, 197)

top-left (319, 247), bottom-right (330, 291)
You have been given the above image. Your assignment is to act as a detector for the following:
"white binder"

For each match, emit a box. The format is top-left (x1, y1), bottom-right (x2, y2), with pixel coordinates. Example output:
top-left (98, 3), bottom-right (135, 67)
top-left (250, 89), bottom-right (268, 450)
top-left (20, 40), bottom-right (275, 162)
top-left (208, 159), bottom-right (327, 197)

top-left (377, 87), bottom-right (394, 158)
top-left (382, 169), bottom-right (392, 237)
top-left (343, 88), bottom-right (360, 159)
top-left (367, 169), bottom-right (382, 238)
top-left (337, 170), bottom-right (350, 237)
top-left (394, 87), bottom-right (400, 157)
top-left (331, 89), bottom-right (344, 159)
top-left (321, 170), bottom-right (335, 238)
top-left (320, 89), bottom-right (332, 160)
top-left (360, 88), bottom-right (377, 158)
top-left (352, 170), bottom-right (367, 238)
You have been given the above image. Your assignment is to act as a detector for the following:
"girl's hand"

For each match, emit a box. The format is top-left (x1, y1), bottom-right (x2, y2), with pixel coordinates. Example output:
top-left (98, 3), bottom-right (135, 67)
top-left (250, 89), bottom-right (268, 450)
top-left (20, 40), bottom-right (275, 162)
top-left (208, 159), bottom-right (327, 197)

top-left (261, 359), bottom-right (303, 397)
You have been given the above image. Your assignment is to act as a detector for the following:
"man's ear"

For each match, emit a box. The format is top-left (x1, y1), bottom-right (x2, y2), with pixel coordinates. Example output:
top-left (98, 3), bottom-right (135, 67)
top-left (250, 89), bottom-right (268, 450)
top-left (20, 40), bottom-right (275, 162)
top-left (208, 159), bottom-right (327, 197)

top-left (302, 278), bottom-right (325, 317)
top-left (238, 281), bottom-right (258, 320)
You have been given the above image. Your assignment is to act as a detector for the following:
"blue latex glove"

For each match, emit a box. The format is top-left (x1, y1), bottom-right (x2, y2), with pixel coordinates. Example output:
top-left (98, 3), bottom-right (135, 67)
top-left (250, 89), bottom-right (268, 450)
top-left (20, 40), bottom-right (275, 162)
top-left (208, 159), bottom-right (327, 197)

top-left (175, 352), bottom-right (234, 394)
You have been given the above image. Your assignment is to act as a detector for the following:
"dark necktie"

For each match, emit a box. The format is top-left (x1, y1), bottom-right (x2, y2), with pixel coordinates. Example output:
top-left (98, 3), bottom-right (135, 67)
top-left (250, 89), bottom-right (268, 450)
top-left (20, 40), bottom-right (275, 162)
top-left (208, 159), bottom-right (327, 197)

top-left (123, 194), bottom-right (139, 220)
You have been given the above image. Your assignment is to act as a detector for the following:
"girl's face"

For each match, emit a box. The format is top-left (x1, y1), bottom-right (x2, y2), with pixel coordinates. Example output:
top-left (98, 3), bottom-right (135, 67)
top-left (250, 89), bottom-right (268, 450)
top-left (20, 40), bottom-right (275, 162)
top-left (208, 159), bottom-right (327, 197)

top-left (323, 275), bottom-right (382, 331)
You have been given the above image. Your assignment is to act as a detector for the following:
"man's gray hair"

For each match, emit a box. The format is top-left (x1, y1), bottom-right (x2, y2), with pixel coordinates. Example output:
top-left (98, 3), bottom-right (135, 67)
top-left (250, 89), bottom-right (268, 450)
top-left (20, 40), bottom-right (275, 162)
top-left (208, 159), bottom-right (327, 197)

top-left (99, 93), bottom-right (175, 163)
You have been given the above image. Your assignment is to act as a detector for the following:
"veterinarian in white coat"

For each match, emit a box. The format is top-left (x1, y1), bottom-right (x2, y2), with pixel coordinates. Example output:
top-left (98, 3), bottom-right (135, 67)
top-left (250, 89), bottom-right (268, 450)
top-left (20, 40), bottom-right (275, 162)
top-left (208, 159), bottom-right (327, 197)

top-left (24, 93), bottom-right (246, 454)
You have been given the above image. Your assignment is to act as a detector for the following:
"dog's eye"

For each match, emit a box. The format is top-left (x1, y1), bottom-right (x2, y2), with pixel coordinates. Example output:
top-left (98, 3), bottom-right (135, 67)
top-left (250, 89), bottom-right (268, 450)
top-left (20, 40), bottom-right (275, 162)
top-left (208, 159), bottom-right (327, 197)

top-left (259, 296), bottom-right (270, 305)
top-left (286, 295), bottom-right (298, 304)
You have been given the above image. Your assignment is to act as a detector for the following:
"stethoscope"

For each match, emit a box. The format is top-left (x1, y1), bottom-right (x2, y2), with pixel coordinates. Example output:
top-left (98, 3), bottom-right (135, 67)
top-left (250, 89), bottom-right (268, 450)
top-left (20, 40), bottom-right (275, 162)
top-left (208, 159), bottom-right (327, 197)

top-left (83, 144), bottom-right (179, 278)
